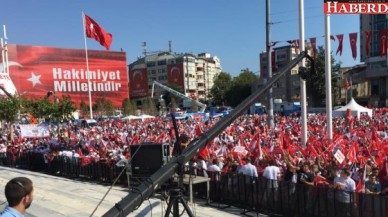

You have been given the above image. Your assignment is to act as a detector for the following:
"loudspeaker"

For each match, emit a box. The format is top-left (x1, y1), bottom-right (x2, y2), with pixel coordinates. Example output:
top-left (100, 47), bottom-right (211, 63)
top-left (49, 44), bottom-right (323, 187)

top-left (130, 142), bottom-right (170, 177)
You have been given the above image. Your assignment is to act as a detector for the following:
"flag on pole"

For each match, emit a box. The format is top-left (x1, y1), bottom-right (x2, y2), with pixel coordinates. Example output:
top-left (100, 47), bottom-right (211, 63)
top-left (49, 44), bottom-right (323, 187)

top-left (84, 14), bottom-right (112, 50)
top-left (345, 80), bottom-right (350, 90)
top-left (349, 33), bottom-right (357, 60)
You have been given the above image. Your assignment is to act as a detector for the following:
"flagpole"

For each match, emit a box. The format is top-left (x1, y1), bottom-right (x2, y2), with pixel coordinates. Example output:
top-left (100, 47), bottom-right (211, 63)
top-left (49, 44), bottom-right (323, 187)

top-left (299, 0), bottom-right (308, 148)
top-left (1, 38), bottom-right (5, 72)
top-left (82, 11), bottom-right (93, 120)
top-left (3, 25), bottom-right (9, 74)
top-left (325, 14), bottom-right (333, 141)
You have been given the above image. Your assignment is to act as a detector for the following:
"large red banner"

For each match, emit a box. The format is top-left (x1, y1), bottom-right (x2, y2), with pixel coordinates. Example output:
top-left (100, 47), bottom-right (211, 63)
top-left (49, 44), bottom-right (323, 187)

top-left (167, 63), bottom-right (184, 89)
top-left (0, 44), bottom-right (129, 107)
top-left (129, 68), bottom-right (148, 98)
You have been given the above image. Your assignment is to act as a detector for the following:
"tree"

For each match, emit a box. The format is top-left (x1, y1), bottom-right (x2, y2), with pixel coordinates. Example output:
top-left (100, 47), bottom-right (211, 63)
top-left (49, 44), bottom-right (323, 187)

top-left (226, 68), bottom-right (258, 107)
top-left (142, 97), bottom-right (157, 115)
top-left (94, 97), bottom-right (115, 117)
top-left (161, 83), bottom-right (183, 109)
top-left (306, 46), bottom-right (341, 107)
top-left (122, 98), bottom-right (131, 116)
top-left (80, 100), bottom-right (89, 118)
top-left (55, 95), bottom-right (76, 121)
top-left (0, 97), bottom-right (19, 123)
top-left (210, 72), bottom-right (232, 106)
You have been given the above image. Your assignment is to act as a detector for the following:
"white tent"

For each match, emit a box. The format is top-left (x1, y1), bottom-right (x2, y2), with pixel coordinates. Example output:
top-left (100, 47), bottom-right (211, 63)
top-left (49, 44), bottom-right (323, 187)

top-left (121, 115), bottom-right (142, 120)
top-left (139, 114), bottom-right (155, 120)
top-left (333, 98), bottom-right (372, 118)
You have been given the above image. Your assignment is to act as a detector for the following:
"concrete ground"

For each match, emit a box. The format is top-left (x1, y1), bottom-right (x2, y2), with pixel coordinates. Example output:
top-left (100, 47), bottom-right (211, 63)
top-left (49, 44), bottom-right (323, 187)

top-left (0, 166), bottom-right (268, 217)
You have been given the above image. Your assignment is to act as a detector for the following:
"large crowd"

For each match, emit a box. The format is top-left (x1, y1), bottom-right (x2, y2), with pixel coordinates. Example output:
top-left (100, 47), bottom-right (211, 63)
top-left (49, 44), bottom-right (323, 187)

top-left (1, 108), bottom-right (388, 196)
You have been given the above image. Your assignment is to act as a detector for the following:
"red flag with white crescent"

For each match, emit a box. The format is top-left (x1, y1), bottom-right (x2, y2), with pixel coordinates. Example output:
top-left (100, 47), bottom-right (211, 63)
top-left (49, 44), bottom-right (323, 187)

top-left (336, 34), bottom-right (344, 56)
top-left (379, 29), bottom-right (388, 57)
top-left (349, 33), bottom-right (358, 60)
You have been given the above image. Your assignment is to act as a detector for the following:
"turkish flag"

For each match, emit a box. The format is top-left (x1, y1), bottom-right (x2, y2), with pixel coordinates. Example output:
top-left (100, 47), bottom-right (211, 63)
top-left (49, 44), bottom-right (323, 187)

top-left (84, 14), bottom-right (112, 50)
top-left (379, 29), bottom-right (388, 56)
top-left (336, 34), bottom-right (344, 56)
top-left (167, 63), bottom-right (184, 89)
top-left (287, 40), bottom-right (299, 53)
top-left (310, 37), bottom-right (317, 59)
top-left (365, 31), bottom-right (371, 57)
top-left (349, 33), bottom-right (357, 60)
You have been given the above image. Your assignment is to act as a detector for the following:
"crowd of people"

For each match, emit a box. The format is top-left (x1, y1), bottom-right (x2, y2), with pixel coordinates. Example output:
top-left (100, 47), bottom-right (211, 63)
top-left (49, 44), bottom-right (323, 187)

top-left (0, 108), bottom-right (388, 197)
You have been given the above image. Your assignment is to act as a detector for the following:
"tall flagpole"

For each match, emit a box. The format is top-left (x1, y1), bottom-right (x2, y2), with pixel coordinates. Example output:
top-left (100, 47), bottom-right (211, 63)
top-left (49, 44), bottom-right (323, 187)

top-left (82, 11), bottom-right (93, 119)
top-left (266, 0), bottom-right (274, 129)
top-left (299, 0), bottom-right (308, 148)
top-left (3, 25), bottom-right (9, 74)
top-left (325, 14), bottom-right (333, 140)
top-left (1, 38), bottom-right (5, 72)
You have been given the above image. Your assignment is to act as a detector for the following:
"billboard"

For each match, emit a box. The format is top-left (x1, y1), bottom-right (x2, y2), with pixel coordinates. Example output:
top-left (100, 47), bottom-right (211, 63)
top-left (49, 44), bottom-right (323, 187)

top-left (129, 68), bottom-right (148, 98)
top-left (0, 44), bottom-right (129, 107)
top-left (167, 63), bottom-right (184, 89)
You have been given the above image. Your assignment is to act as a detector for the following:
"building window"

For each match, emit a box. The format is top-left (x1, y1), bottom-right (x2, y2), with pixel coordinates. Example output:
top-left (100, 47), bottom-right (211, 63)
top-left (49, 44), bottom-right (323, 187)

top-left (157, 60), bottom-right (167, 65)
top-left (147, 62), bottom-right (155, 67)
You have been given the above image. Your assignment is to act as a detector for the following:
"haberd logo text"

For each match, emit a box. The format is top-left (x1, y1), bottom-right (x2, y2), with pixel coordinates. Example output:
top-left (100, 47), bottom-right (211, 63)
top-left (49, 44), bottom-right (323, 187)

top-left (324, 0), bottom-right (388, 14)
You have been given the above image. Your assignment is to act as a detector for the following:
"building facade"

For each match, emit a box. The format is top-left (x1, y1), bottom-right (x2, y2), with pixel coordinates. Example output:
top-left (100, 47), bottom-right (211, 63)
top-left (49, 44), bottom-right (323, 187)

top-left (128, 52), bottom-right (222, 106)
top-left (254, 45), bottom-right (301, 106)
top-left (356, 14), bottom-right (388, 107)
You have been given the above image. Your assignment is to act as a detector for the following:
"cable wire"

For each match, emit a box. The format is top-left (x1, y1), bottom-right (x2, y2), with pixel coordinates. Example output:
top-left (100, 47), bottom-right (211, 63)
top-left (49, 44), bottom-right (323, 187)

top-left (89, 142), bottom-right (146, 217)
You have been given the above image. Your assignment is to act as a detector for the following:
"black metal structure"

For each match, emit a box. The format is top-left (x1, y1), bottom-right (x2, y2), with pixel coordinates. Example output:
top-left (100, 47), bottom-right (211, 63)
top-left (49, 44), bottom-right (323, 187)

top-left (103, 51), bottom-right (315, 217)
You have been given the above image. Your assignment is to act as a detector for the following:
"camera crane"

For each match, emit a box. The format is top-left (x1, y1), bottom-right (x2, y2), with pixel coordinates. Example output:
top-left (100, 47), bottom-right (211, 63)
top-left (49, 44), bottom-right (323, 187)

top-left (151, 80), bottom-right (207, 113)
top-left (103, 51), bottom-right (314, 217)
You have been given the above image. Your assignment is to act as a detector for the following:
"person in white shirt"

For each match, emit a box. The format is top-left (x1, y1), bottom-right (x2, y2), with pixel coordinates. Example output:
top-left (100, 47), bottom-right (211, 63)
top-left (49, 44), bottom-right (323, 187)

top-left (334, 169), bottom-right (356, 217)
top-left (238, 158), bottom-right (258, 177)
top-left (207, 159), bottom-right (221, 172)
top-left (263, 160), bottom-right (281, 188)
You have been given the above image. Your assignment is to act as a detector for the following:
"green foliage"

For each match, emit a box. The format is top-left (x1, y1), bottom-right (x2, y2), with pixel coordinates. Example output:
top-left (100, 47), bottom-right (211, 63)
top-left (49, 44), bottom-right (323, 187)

top-left (210, 72), bottom-right (232, 105)
top-left (228, 68), bottom-right (258, 107)
top-left (306, 46), bottom-right (341, 107)
top-left (142, 97), bottom-right (157, 115)
top-left (122, 98), bottom-right (137, 116)
top-left (56, 95), bottom-right (77, 121)
top-left (80, 100), bottom-right (89, 118)
top-left (94, 97), bottom-right (115, 117)
top-left (161, 84), bottom-right (183, 110)
top-left (0, 97), bottom-right (20, 123)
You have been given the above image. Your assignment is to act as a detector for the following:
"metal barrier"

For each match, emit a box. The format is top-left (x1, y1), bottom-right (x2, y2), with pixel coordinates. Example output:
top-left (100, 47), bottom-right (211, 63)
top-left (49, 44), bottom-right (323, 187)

top-left (201, 171), bottom-right (388, 217)
top-left (1, 151), bottom-right (127, 185)
top-left (1, 154), bottom-right (387, 217)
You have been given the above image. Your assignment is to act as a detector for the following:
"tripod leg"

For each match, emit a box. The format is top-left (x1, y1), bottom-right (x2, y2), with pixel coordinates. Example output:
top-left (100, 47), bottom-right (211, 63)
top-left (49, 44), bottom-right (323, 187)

top-left (179, 198), bottom-right (195, 217)
top-left (164, 197), bottom-right (174, 217)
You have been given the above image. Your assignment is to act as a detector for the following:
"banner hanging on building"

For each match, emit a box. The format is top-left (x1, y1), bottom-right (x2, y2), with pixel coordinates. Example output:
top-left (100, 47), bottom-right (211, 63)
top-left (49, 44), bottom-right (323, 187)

top-left (167, 63), bottom-right (184, 90)
top-left (129, 68), bottom-right (148, 98)
top-left (0, 44), bottom-right (129, 107)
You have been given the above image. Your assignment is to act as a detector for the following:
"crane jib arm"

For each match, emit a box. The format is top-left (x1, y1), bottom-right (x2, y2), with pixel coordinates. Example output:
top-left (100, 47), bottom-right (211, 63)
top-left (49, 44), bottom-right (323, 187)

top-left (152, 80), bottom-right (207, 112)
top-left (103, 51), bottom-right (313, 217)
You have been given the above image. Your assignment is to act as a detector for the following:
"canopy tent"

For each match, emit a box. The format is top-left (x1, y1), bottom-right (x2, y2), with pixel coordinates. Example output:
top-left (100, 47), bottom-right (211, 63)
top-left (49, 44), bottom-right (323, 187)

top-left (121, 115), bottom-right (142, 120)
top-left (138, 114), bottom-right (155, 120)
top-left (333, 98), bottom-right (372, 118)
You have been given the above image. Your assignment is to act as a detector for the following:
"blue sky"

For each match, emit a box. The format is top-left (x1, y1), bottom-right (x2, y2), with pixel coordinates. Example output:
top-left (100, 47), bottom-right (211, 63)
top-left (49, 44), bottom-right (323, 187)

top-left (0, 0), bottom-right (360, 76)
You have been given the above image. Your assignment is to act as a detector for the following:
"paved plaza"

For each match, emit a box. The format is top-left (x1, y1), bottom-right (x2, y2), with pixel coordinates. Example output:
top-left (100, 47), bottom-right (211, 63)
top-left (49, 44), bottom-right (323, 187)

top-left (0, 166), bottom-right (262, 217)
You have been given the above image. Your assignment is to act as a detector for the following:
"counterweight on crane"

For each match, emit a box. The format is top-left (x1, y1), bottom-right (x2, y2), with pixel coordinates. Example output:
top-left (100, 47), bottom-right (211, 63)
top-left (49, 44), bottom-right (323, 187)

top-left (151, 80), bottom-right (207, 112)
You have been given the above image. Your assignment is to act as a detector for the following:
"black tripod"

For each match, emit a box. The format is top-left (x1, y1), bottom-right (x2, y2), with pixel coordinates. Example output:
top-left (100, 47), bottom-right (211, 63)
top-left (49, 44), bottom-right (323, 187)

top-left (164, 113), bottom-right (194, 217)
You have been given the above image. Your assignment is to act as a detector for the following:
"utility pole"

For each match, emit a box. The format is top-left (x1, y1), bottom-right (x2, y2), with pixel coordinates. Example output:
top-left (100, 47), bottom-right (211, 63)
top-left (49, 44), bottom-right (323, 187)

top-left (266, 0), bottom-right (274, 129)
